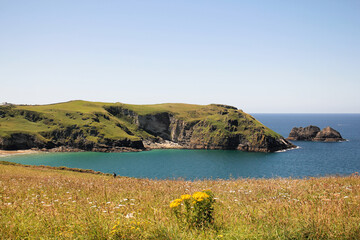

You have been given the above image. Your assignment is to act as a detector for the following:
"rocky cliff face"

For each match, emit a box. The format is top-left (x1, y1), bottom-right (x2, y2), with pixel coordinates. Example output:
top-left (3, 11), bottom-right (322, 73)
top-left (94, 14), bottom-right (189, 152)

top-left (112, 107), bottom-right (295, 152)
top-left (0, 128), bottom-right (144, 151)
top-left (0, 101), bottom-right (295, 152)
top-left (0, 133), bottom-right (46, 150)
top-left (287, 125), bottom-right (345, 142)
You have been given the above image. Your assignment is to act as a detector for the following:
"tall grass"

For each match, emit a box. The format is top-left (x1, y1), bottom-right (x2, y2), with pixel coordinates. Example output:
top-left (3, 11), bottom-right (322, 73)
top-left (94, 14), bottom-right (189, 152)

top-left (1, 163), bottom-right (359, 239)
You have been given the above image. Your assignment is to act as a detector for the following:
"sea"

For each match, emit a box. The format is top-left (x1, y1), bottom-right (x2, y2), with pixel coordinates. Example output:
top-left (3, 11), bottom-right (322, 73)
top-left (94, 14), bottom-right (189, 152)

top-left (2, 114), bottom-right (360, 180)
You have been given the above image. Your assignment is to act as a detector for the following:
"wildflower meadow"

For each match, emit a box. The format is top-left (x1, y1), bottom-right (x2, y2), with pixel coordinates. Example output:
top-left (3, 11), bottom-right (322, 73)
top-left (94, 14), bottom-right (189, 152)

top-left (1, 162), bottom-right (360, 239)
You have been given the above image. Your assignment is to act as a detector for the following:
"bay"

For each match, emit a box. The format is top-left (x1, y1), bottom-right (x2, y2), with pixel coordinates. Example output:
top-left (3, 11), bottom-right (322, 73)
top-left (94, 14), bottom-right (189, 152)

top-left (3, 114), bottom-right (360, 180)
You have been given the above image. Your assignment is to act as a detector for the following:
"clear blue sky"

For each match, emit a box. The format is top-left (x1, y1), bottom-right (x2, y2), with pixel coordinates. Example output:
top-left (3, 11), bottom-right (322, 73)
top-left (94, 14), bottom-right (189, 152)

top-left (1, 0), bottom-right (359, 113)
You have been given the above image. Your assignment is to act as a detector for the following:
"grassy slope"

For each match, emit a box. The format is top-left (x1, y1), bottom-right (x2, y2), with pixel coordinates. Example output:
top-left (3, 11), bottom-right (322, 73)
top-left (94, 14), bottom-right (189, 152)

top-left (0, 101), bottom-right (143, 142)
top-left (0, 100), bottom-right (283, 147)
top-left (1, 163), bottom-right (359, 239)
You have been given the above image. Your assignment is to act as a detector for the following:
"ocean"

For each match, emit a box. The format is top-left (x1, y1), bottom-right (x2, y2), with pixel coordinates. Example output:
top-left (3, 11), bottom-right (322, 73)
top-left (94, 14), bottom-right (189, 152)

top-left (3, 114), bottom-right (360, 180)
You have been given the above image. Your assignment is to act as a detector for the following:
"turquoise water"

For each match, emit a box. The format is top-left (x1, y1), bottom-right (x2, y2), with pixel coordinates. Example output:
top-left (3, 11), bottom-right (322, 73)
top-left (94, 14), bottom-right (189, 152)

top-left (3, 114), bottom-right (360, 180)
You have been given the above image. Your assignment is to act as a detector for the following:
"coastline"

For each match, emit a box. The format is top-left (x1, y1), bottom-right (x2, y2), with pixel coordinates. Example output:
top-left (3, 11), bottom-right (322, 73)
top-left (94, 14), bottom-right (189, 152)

top-left (0, 160), bottom-right (112, 176)
top-left (0, 149), bottom-right (40, 157)
top-left (1, 159), bottom-right (359, 179)
top-left (0, 140), bottom-right (295, 157)
top-left (0, 146), bottom-right (145, 157)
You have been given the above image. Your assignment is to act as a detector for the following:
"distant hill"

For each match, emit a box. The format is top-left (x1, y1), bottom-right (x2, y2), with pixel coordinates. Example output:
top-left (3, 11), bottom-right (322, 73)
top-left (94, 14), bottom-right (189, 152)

top-left (0, 100), bottom-right (294, 152)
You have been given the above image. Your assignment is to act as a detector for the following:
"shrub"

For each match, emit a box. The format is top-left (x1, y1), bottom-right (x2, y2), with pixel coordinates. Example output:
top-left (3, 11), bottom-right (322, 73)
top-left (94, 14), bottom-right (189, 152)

top-left (170, 190), bottom-right (215, 228)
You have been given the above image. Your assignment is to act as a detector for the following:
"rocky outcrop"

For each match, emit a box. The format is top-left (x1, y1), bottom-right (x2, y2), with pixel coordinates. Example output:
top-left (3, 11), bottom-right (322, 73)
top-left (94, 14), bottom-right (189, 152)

top-left (0, 133), bottom-right (47, 150)
top-left (132, 111), bottom-right (295, 152)
top-left (313, 127), bottom-right (345, 142)
top-left (102, 103), bottom-right (295, 152)
top-left (0, 124), bottom-right (145, 152)
top-left (287, 125), bottom-right (345, 142)
top-left (287, 126), bottom-right (320, 141)
top-left (237, 135), bottom-right (293, 152)
top-left (138, 113), bottom-right (172, 140)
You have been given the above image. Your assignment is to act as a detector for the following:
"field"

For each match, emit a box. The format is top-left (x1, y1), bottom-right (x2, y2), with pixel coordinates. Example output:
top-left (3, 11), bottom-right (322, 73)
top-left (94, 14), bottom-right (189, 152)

top-left (1, 162), bottom-right (359, 239)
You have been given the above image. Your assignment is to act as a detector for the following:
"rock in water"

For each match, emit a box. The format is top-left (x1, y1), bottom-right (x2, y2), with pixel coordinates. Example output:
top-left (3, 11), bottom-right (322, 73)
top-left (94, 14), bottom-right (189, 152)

top-left (313, 127), bottom-right (345, 142)
top-left (287, 125), bottom-right (345, 142)
top-left (287, 125), bottom-right (320, 141)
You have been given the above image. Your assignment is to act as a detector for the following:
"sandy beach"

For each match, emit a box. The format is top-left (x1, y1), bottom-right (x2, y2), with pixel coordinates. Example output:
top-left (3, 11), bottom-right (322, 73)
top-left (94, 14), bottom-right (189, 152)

top-left (0, 150), bottom-right (39, 157)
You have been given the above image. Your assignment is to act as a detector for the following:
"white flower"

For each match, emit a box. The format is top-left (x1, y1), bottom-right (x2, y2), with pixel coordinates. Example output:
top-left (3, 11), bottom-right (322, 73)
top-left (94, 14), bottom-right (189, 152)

top-left (125, 213), bottom-right (134, 218)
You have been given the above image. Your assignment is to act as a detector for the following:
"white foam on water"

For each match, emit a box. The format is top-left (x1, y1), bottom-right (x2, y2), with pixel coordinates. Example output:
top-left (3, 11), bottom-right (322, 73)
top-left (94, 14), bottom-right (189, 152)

top-left (275, 146), bottom-right (301, 153)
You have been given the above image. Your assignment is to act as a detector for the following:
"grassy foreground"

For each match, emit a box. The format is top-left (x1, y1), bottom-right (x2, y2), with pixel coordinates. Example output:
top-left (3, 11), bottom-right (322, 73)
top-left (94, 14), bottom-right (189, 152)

top-left (1, 163), bottom-right (360, 239)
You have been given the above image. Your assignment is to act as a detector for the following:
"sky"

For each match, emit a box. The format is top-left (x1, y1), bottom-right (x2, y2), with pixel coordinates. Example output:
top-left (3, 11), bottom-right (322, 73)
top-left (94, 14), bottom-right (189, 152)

top-left (0, 0), bottom-right (359, 113)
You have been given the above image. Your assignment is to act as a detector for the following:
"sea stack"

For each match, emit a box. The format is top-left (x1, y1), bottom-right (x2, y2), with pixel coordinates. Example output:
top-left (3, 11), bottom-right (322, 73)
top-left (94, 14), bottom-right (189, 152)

top-left (287, 125), bottom-right (320, 141)
top-left (287, 125), bottom-right (345, 142)
top-left (313, 126), bottom-right (345, 142)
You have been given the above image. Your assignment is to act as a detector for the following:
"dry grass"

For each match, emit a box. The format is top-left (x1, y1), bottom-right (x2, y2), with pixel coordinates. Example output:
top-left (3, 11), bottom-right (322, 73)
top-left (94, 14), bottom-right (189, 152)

top-left (1, 163), bottom-right (360, 239)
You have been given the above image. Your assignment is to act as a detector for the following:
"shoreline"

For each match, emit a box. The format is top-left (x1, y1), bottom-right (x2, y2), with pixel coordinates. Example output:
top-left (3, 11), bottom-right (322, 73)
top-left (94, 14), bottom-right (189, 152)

top-left (0, 160), bottom-right (113, 176)
top-left (0, 143), bottom-right (295, 157)
top-left (0, 146), bottom-right (145, 157)
top-left (0, 149), bottom-right (41, 157)
top-left (1, 159), bottom-right (358, 180)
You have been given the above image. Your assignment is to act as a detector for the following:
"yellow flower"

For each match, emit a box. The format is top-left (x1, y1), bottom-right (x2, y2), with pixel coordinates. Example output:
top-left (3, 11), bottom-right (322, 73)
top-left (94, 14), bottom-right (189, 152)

top-left (181, 194), bottom-right (191, 200)
top-left (192, 191), bottom-right (210, 202)
top-left (169, 198), bottom-right (182, 208)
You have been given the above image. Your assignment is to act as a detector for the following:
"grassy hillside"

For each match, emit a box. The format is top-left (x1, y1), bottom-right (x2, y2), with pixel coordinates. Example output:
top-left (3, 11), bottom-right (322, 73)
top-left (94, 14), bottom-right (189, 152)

top-left (0, 100), bottom-right (290, 152)
top-left (1, 162), bottom-right (359, 239)
top-left (0, 101), bottom-right (141, 141)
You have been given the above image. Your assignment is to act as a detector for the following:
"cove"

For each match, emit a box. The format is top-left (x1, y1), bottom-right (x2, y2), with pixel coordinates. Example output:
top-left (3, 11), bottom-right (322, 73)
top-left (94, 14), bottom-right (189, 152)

top-left (3, 114), bottom-right (360, 180)
top-left (2, 146), bottom-right (359, 180)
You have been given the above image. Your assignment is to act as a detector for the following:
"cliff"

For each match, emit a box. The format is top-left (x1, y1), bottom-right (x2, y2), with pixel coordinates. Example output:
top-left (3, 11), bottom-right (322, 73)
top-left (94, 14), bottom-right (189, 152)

top-left (0, 101), bottom-right (295, 152)
top-left (287, 125), bottom-right (345, 142)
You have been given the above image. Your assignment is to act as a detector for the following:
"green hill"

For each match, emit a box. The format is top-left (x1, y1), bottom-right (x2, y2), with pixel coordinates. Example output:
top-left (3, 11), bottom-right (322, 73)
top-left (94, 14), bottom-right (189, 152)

top-left (0, 100), bottom-right (294, 152)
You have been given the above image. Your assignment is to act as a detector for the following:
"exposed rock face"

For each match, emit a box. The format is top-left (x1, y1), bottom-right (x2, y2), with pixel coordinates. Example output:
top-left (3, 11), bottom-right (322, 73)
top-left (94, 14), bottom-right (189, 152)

top-left (138, 113), bottom-right (172, 140)
top-left (287, 126), bottom-right (320, 141)
top-left (313, 127), bottom-right (345, 142)
top-left (0, 132), bottom-right (145, 152)
top-left (287, 125), bottom-right (345, 142)
top-left (0, 133), bottom-right (46, 150)
top-left (135, 112), bottom-right (294, 152)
